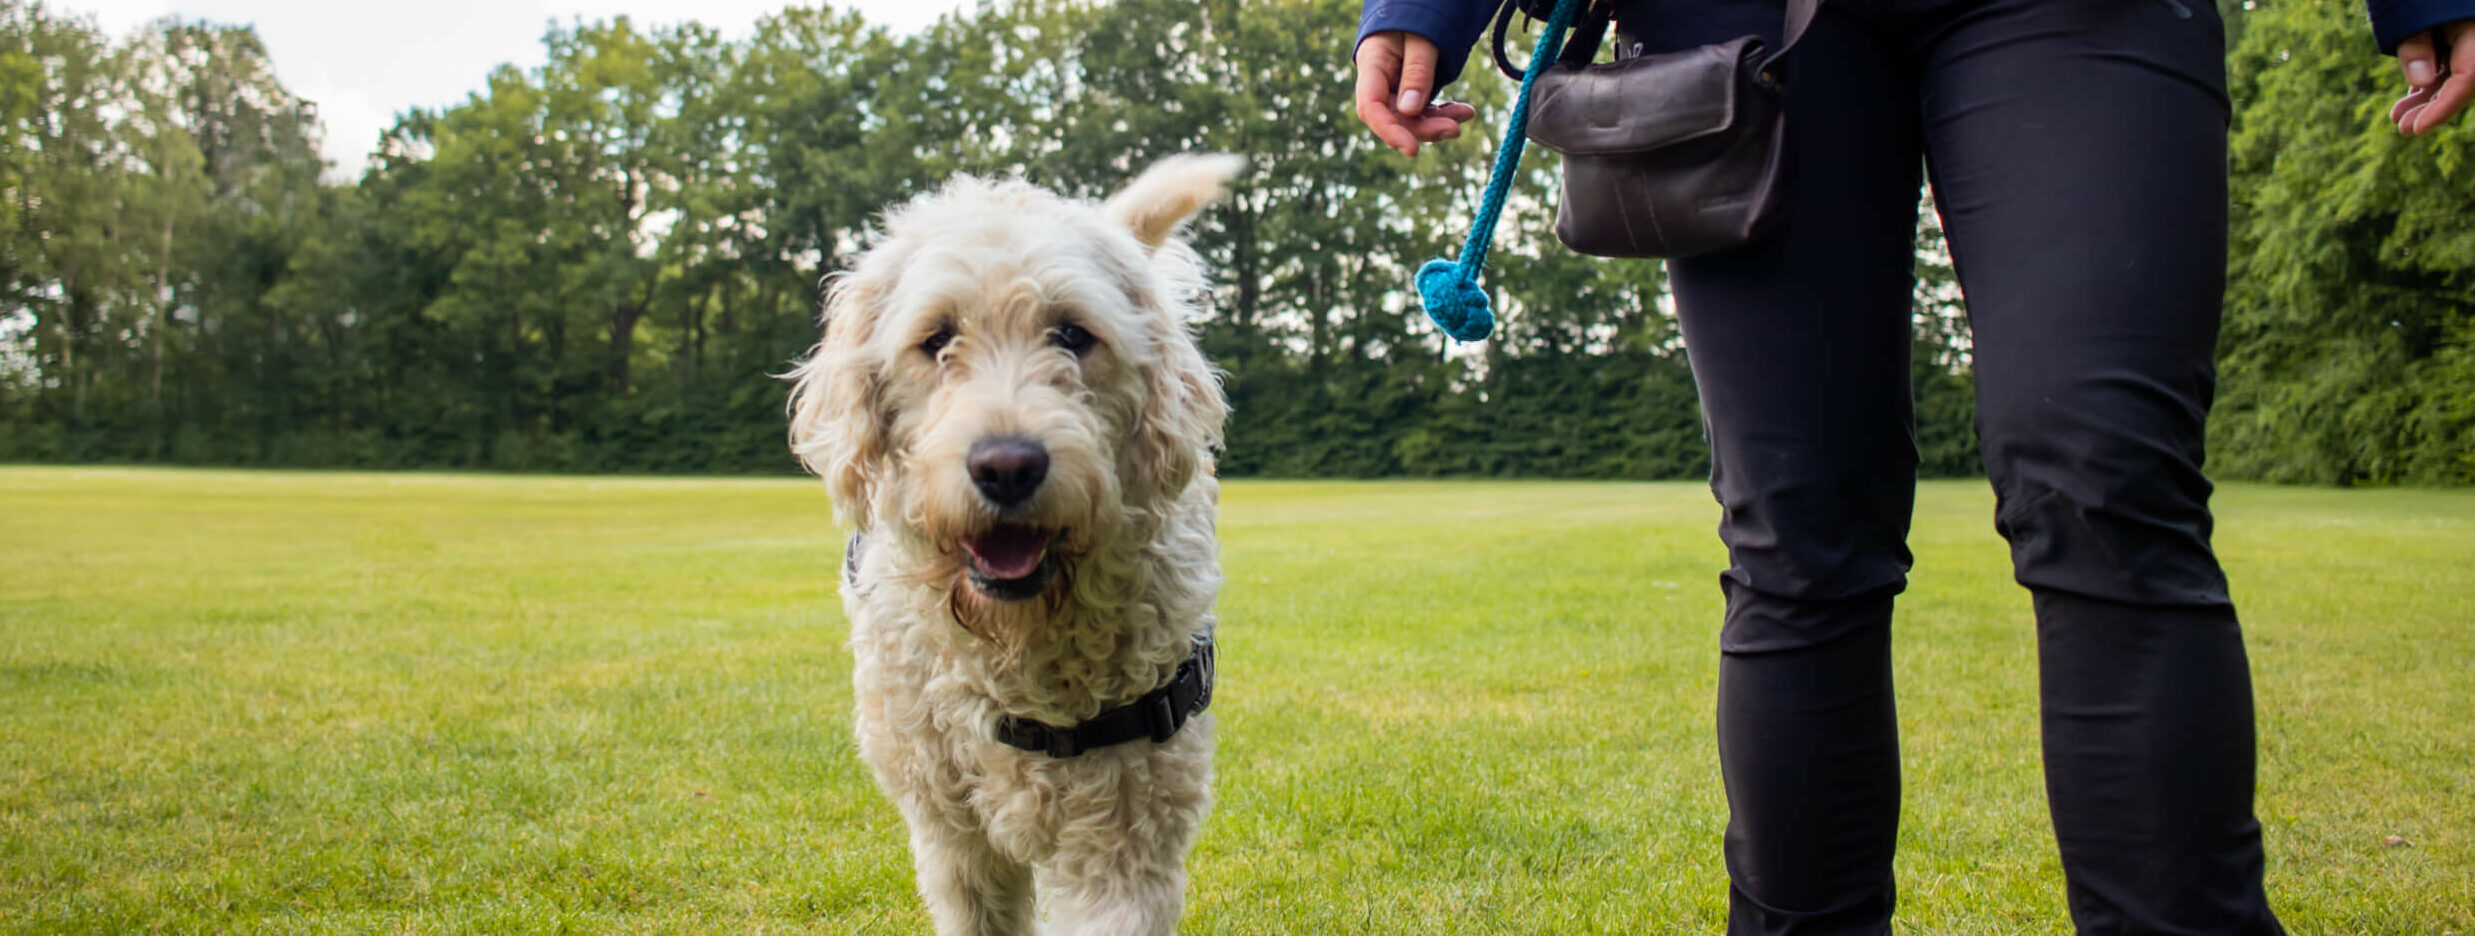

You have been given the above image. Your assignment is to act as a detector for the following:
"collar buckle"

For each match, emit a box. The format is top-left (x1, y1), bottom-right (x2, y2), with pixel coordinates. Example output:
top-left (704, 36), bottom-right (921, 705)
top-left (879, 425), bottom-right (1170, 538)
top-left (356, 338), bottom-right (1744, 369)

top-left (1144, 693), bottom-right (1180, 744)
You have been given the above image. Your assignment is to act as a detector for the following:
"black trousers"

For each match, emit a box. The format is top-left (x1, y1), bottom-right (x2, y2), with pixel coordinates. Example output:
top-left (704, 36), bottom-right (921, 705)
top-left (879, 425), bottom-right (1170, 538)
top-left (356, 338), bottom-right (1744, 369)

top-left (1616, 0), bottom-right (2285, 933)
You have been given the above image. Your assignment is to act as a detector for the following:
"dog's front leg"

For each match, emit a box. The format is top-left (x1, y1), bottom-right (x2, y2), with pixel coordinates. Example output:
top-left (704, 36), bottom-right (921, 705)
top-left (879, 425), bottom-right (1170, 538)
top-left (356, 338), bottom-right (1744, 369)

top-left (1038, 867), bottom-right (1187, 936)
top-left (1037, 728), bottom-right (1212, 936)
top-left (1040, 824), bottom-right (1195, 936)
top-left (906, 819), bottom-right (1034, 936)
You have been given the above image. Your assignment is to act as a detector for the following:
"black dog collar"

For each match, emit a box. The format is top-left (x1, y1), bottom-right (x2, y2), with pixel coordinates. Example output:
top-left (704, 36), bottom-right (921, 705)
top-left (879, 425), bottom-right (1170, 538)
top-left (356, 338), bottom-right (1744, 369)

top-left (994, 637), bottom-right (1215, 759)
top-left (842, 533), bottom-right (1215, 759)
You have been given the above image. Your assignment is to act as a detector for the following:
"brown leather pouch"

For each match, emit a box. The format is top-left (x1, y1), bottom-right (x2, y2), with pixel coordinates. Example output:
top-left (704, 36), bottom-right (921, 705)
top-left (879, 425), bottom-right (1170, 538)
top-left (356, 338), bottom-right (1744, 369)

top-left (1497, 0), bottom-right (1818, 259)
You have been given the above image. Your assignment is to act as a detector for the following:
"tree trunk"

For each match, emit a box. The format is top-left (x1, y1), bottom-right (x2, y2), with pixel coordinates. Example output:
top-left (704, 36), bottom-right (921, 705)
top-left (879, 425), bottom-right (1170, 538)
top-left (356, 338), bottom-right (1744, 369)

top-left (679, 286), bottom-right (709, 385)
top-left (1231, 195), bottom-right (1259, 328)
top-left (152, 210), bottom-right (175, 410)
top-left (1306, 265), bottom-right (1329, 372)
top-left (61, 269), bottom-right (87, 429)
top-left (608, 301), bottom-right (644, 395)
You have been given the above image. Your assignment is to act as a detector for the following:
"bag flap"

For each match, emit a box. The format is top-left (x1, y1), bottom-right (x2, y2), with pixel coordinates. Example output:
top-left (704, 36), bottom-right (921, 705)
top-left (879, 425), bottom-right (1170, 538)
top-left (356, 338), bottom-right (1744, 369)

top-left (1525, 37), bottom-right (1762, 157)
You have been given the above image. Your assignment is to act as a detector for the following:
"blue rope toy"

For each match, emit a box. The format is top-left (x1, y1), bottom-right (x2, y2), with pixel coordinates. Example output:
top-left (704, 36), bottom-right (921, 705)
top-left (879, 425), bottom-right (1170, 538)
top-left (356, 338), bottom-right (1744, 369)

top-left (1416, 0), bottom-right (1584, 343)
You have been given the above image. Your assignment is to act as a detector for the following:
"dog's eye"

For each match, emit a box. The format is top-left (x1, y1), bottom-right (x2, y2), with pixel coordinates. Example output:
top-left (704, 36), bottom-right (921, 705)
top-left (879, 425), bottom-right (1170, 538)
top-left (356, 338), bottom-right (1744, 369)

top-left (1050, 324), bottom-right (1096, 355)
top-left (920, 328), bottom-right (955, 357)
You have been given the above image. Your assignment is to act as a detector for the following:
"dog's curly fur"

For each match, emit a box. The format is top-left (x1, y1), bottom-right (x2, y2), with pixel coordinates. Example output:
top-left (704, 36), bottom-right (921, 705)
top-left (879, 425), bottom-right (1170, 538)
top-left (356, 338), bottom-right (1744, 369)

top-left (788, 155), bottom-right (1241, 936)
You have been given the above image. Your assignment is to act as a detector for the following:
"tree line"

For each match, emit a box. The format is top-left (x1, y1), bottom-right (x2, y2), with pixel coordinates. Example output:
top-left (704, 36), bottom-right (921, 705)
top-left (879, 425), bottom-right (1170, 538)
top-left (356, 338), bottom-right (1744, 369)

top-left (1, 0), bottom-right (2465, 483)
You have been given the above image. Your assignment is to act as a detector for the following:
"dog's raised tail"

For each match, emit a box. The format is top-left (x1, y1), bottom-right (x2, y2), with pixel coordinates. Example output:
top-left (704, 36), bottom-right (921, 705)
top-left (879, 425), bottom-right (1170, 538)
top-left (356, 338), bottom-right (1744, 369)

top-left (1107, 154), bottom-right (1247, 249)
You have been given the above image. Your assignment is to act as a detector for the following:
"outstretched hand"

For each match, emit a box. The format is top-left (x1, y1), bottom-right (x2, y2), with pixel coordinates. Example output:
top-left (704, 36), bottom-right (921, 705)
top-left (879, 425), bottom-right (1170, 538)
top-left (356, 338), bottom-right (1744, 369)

top-left (2392, 20), bottom-right (2475, 134)
top-left (1354, 31), bottom-right (1478, 157)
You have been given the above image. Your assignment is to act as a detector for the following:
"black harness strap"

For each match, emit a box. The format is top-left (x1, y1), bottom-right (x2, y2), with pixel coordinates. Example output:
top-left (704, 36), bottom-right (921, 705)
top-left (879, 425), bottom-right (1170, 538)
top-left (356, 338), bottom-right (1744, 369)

top-left (843, 532), bottom-right (1215, 759)
top-left (994, 637), bottom-right (1216, 759)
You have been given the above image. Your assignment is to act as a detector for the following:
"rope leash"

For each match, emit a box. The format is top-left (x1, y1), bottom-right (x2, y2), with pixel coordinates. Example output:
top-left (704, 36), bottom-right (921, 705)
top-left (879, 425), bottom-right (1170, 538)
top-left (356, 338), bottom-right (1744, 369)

top-left (1415, 0), bottom-right (1584, 343)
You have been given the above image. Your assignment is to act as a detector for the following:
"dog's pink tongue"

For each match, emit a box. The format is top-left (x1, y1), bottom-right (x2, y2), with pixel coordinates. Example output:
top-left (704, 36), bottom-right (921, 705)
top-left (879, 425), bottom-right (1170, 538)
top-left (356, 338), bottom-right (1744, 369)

top-left (966, 527), bottom-right (1053, 580)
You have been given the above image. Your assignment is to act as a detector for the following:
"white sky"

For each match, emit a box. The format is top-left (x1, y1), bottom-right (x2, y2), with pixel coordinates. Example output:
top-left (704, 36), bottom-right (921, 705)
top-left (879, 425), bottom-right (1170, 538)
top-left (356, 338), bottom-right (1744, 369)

top-left (59, 0), bottom-right (979, 180)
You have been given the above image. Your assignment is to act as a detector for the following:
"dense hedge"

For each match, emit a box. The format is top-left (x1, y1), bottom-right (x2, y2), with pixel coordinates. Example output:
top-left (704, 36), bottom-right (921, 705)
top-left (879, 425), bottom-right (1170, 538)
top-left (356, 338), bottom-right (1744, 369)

top-left (3, 1), bottom-right (2458, 483)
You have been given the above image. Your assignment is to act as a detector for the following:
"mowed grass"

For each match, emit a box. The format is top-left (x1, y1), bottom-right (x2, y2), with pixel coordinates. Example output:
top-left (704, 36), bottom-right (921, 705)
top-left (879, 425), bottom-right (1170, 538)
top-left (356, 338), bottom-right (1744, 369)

top-left (2, 468), bottom-right (2469, 935)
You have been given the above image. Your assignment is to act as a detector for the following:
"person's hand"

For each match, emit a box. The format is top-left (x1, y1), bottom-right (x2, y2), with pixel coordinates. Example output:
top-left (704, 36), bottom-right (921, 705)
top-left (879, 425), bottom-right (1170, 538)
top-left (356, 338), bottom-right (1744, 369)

top-left (1354, 31), bottom-right (1478, 157)
top-left (2391, 20), bottom-right (2475, 135)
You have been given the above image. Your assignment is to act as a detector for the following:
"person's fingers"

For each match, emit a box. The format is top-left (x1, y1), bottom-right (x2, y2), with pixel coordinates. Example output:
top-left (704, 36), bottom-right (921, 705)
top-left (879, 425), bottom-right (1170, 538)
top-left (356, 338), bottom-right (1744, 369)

top-left (1353, 35), bottom-right (1419, 156)
top-left (2408, 23), bottom-right (2475, 133)
top-left (1407, 112), bottom-right (1466, 142)
top-left (1367, 106), bottom-right (1420, 157)
top-left (2409, 78), bottom-right (2467, 135)
top-left (1351, 35), bottom-right (1397, 124)
top-left (2392, 84), bottom-right (2434, 125)
top-left (1351, 34), bottom-right (1475, 156)
top-left (2399, 31), bottom-right (2440, 91)
top-left (1393, 101), bottom-right (1476, 143)
top-left (2408, 64), bottom-right (2468, 134)
top-left (1396, 35), bottom-right (1438, 116)
top-left (2394, 31), bottom-right (2440, 132)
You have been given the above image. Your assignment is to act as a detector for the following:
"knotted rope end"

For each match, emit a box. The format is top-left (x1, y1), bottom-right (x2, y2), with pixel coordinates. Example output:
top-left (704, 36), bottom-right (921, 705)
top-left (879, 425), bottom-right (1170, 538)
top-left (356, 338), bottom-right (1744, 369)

top-left (1416, 257), bottom-right (1496, 343)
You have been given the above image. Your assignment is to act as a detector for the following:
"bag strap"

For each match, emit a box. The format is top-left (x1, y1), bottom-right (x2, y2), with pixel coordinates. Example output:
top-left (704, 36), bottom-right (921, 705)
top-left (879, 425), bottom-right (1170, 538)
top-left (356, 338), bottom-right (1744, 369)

top-left (1768, 0), bottom-right (1821, 78)
top-left (1492, 0), bottom-right (1577, 80)
top-left (1497, 0), bottom-right (1823, 81)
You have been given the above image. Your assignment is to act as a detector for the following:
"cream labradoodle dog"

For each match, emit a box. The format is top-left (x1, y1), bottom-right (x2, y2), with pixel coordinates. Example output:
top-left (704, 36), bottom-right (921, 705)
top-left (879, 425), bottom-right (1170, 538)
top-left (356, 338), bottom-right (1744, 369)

top-left (787, 155), bottom-right (1240, 936)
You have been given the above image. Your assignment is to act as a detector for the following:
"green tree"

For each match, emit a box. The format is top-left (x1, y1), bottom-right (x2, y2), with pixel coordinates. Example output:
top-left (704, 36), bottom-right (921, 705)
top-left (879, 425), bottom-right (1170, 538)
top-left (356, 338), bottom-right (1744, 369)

top-left (2217, 0), bottom-right (2475, 484)
top-left (5, 0), bottom-right (2455, 486)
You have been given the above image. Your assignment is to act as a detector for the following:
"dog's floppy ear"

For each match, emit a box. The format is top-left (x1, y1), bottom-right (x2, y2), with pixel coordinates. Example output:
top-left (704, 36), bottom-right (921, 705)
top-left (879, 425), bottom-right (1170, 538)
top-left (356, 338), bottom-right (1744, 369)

top-left (1105, 153), bottom-right (1246, 250)
top-left (1132, 321), bottom-right (1229, 500)
top-left (1109, 154), bottom-right (1238, 499)
top-left (788, 275), bottom-right (888, 529)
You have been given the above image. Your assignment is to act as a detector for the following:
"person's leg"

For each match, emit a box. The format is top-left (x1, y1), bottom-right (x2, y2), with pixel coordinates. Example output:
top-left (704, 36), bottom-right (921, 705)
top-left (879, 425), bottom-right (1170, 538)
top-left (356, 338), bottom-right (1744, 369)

top-left (1630, 1), bottom-right (1923, 931)
top-left (1914, 1), bottom-right (2282, 931)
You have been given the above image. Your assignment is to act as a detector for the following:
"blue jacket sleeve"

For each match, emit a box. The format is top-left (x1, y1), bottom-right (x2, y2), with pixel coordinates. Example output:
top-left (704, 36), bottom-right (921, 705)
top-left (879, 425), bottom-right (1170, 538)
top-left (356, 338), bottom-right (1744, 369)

top-left (1357, 0), bottom-right (1501, 92)
top-left (2367, 0), bottom-right (2475, 53)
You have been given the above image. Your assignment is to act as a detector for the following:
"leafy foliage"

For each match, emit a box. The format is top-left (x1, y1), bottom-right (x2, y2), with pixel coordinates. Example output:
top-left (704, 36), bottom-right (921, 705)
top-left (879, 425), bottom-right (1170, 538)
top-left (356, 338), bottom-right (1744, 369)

top-left (2216, 0), bottom-right (2475, 485)
top-left (2, 0), bottom-right (2455, 483)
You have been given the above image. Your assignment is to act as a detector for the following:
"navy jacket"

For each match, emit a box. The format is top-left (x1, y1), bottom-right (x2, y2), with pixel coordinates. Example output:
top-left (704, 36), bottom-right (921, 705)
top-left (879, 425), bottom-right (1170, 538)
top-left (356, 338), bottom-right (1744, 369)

top-left (1358, 0), bottom-right (2475, 91)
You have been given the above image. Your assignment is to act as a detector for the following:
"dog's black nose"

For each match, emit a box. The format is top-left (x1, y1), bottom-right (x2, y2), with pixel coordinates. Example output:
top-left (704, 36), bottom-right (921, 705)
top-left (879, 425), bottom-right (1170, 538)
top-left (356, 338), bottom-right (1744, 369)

top-left (967, 437), bottom-right (1049, 507)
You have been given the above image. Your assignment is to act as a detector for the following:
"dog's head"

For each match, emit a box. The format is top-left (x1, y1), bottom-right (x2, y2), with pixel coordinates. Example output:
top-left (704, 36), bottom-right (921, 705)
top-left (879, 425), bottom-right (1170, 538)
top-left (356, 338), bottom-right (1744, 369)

top-left (789, 154), bottom-right (1237, 604)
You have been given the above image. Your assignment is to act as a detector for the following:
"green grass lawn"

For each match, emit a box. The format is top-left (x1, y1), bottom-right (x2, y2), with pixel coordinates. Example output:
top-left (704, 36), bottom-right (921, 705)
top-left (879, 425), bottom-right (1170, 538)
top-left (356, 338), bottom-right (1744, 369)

top-left (2, 467), bottom-right (2469, 934)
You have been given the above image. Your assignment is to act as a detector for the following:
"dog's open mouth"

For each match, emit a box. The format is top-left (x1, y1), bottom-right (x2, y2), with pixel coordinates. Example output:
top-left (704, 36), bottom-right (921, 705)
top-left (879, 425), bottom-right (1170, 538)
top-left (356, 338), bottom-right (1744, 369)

top-left (962, 525), bottom-right (1059, 600)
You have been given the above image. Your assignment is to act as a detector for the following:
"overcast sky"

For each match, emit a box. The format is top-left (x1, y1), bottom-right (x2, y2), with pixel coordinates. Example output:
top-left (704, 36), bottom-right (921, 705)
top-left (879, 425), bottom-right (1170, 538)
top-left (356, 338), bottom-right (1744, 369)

top-left (58, 0), bottom-right (978, 179)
